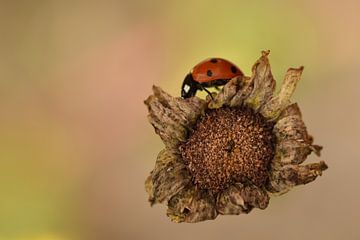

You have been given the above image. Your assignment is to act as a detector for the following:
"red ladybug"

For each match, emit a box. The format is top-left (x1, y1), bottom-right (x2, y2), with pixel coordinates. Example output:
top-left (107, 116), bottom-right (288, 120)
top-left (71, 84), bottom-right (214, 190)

top-left (181, 58), bottom-right (244, 98)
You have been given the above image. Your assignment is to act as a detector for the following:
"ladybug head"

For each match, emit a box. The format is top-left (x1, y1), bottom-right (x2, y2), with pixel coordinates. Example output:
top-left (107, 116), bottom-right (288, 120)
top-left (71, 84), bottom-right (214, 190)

top-left (181, 73), bottom-right (198, 98)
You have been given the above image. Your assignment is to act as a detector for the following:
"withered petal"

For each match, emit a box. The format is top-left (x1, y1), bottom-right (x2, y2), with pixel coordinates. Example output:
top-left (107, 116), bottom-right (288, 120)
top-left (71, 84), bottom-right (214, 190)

top-left (216, 183), bottom-right (269, 215)
top-left (144, 86), bottom-right (206, 151)
top-left (239, 185), bottom-right (270, 210)
top-left (275, 139), bottom-right (313, 164)
top-left (244, 50), bottom-right (276, 111)
top-left (260, 67), bottom-right (304, 120)
top-left (152, 86), bottom-right (206, 125)
top-left (208, 77), bottom-right (242, 109)
top-left (274, 104), bottom-right (311, 143)
top-left (147, 149), bottom-right (191, 205)
top-left (229, 76), bottom-right (253, 107)
top-left (216, 184), bottom-right (249, 215)
top-left (272, 103), bottom-right (322, 164)
top-left (167, 186), bottom-right (217, 223)
top-left (267, 161), bottom-right (328, 194)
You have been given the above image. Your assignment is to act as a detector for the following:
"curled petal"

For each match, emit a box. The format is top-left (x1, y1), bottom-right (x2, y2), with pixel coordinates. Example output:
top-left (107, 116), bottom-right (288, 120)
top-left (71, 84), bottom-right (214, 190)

top-left (145, 86), bottom-right (206, 150)
top-left (244, 50), bottom-right (276, 110)
top-left (145, 175), bottom-right (154, 203)
top-left (274, 109), bottom-right (309, 142)
top-left (229, 76), bottom-right (254, 107)
top-left (216, 184), bottom-right (249, 215)
top-left (208, 77), bottom-right (242, 109)
top-left (272, 103), bottom-right (324, 164)
top-left (152, 86), bottom-right (206, 125)
top-left (216, 184), bottom-right (269, 215)
top-left (239, 185), bottom-right (270, 210)
top-left (146, 150), bottom-right (191, 205)
top-left (276, 140), bottom-right (313, 164)
top-left (267, 161), bottom-right (328, 194)
top-left (278, 102), bottom-right (302, 119)
top-left (261, 67), bottom-right (304, 120)
top-left (167, 186), bottom-right (217, 223)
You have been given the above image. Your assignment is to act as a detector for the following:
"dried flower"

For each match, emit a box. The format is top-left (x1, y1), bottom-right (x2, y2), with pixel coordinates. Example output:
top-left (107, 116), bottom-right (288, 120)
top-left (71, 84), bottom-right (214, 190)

top-left (144, 51), bottom-right (328, 223)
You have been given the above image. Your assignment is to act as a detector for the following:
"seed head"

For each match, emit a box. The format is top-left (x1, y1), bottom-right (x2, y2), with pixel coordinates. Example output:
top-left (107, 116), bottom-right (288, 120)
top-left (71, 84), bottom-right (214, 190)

top-left (180, 107), bottom-right (275, 193)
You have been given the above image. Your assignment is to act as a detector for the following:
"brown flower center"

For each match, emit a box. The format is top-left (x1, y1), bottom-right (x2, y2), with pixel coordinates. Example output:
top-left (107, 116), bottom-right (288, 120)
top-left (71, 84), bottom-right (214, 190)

top-left (180, 106), bottom-right (275, 193)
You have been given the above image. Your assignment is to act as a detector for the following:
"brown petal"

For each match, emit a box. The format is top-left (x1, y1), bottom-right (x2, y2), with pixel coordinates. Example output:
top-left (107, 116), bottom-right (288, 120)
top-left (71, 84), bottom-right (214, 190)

top-left (167, 186), bottom-right (217, 223)
top-left (260, 67), bottom-right (304, 120)
top-left (244, 50), bottom-right (276, 111)
top-left (267, 161), bottom-right (328, 194)
top-left (239, 185), bottom-right (270, 210)
top-left (152, 86), bottom-right (206, 125)
top-left (145, 175), bottom-right (154, 203)
top-left (145, 86), bottom-right (206, 151)
top-left (276, 139), bottom-right (313, 164)
top-left (216, 183), bottom-right (269, 215)
top-left (274, 112), bottom-right (309, 143)
top-left (216, 184), bottom-right (249, 215)
top-left (229, 76), bottom-right (254, 107)
top-left (273, 103), bottom-right (323, 164)
top-left (273, 103), bottom-right (322, 164)
top-left (208, 77), bottom-right (242, 109)
top-left (146, 149), bottom-right (191, 205)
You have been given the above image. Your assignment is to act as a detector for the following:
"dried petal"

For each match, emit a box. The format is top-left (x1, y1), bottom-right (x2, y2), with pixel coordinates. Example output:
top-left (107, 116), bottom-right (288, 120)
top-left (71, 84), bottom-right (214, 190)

top-left (216, 184), bottom-right (249, 215)
top-left (229, 76), bottom-right (254, 107)
top-left (274, 104), bottom-right (310, 143)
top-left (267, 161), bottom-right (328, 194)
top-left (167, 186), bottom-right (217, 223)
top-left (147, 149), bottom-right (191, 205)
top-left (261, 67), bottom-right (304, 120)
top-left (208, 77), bottom-right (242, 109)
top-left (145, 175), bottom-right (154, 202)
top-left (244, 50), bottom-right (276, 110)
top-left (152, 86), bottom-right (206, 125)
top-left (145, 86), bottom-right (206, 151)
top-left (216, 183), bottom-right (269, 215)
top-left (272, 104), bottom-right (322, 164)
top-left (239, 185), bottom-right (270, 210)
top-left (276, 139), bottom-right (313, 164)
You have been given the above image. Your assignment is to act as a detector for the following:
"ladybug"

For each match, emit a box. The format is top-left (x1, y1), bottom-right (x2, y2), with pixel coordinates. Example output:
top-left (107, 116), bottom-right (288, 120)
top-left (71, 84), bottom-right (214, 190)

top-left (181, 58), bottom-right (244, 98)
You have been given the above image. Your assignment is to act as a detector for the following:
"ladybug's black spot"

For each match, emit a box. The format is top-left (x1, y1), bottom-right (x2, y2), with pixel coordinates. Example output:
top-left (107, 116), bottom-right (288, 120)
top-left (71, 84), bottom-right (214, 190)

top-left (207, 70), bottom-right (213, 77)
top-left (210, 58), bottom-right (218, 63)
top-left (231, 66), bottom-right (238, 74)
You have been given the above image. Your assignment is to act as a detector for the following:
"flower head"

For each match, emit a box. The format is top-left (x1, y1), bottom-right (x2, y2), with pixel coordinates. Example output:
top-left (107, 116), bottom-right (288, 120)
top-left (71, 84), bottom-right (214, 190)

top-left (144, 51), bottom-right (327, 223)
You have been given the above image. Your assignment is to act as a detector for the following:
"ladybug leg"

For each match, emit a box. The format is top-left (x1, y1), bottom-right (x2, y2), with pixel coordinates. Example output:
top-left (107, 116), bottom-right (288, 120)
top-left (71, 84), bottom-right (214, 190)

top-left (198, 84), bottom-right (214, 100)
top-left (214, 86), bottom-right (220, 90)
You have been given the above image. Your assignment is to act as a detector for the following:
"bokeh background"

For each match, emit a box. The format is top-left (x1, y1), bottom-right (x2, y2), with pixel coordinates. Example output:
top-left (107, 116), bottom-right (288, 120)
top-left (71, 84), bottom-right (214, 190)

top-left (1, 0), bottom-right (359, 239)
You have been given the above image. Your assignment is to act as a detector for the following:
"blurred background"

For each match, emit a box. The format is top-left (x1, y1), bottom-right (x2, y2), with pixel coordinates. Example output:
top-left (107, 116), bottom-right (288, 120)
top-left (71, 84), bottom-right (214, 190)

top-left (0, 0), bottom-right (359, 239)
